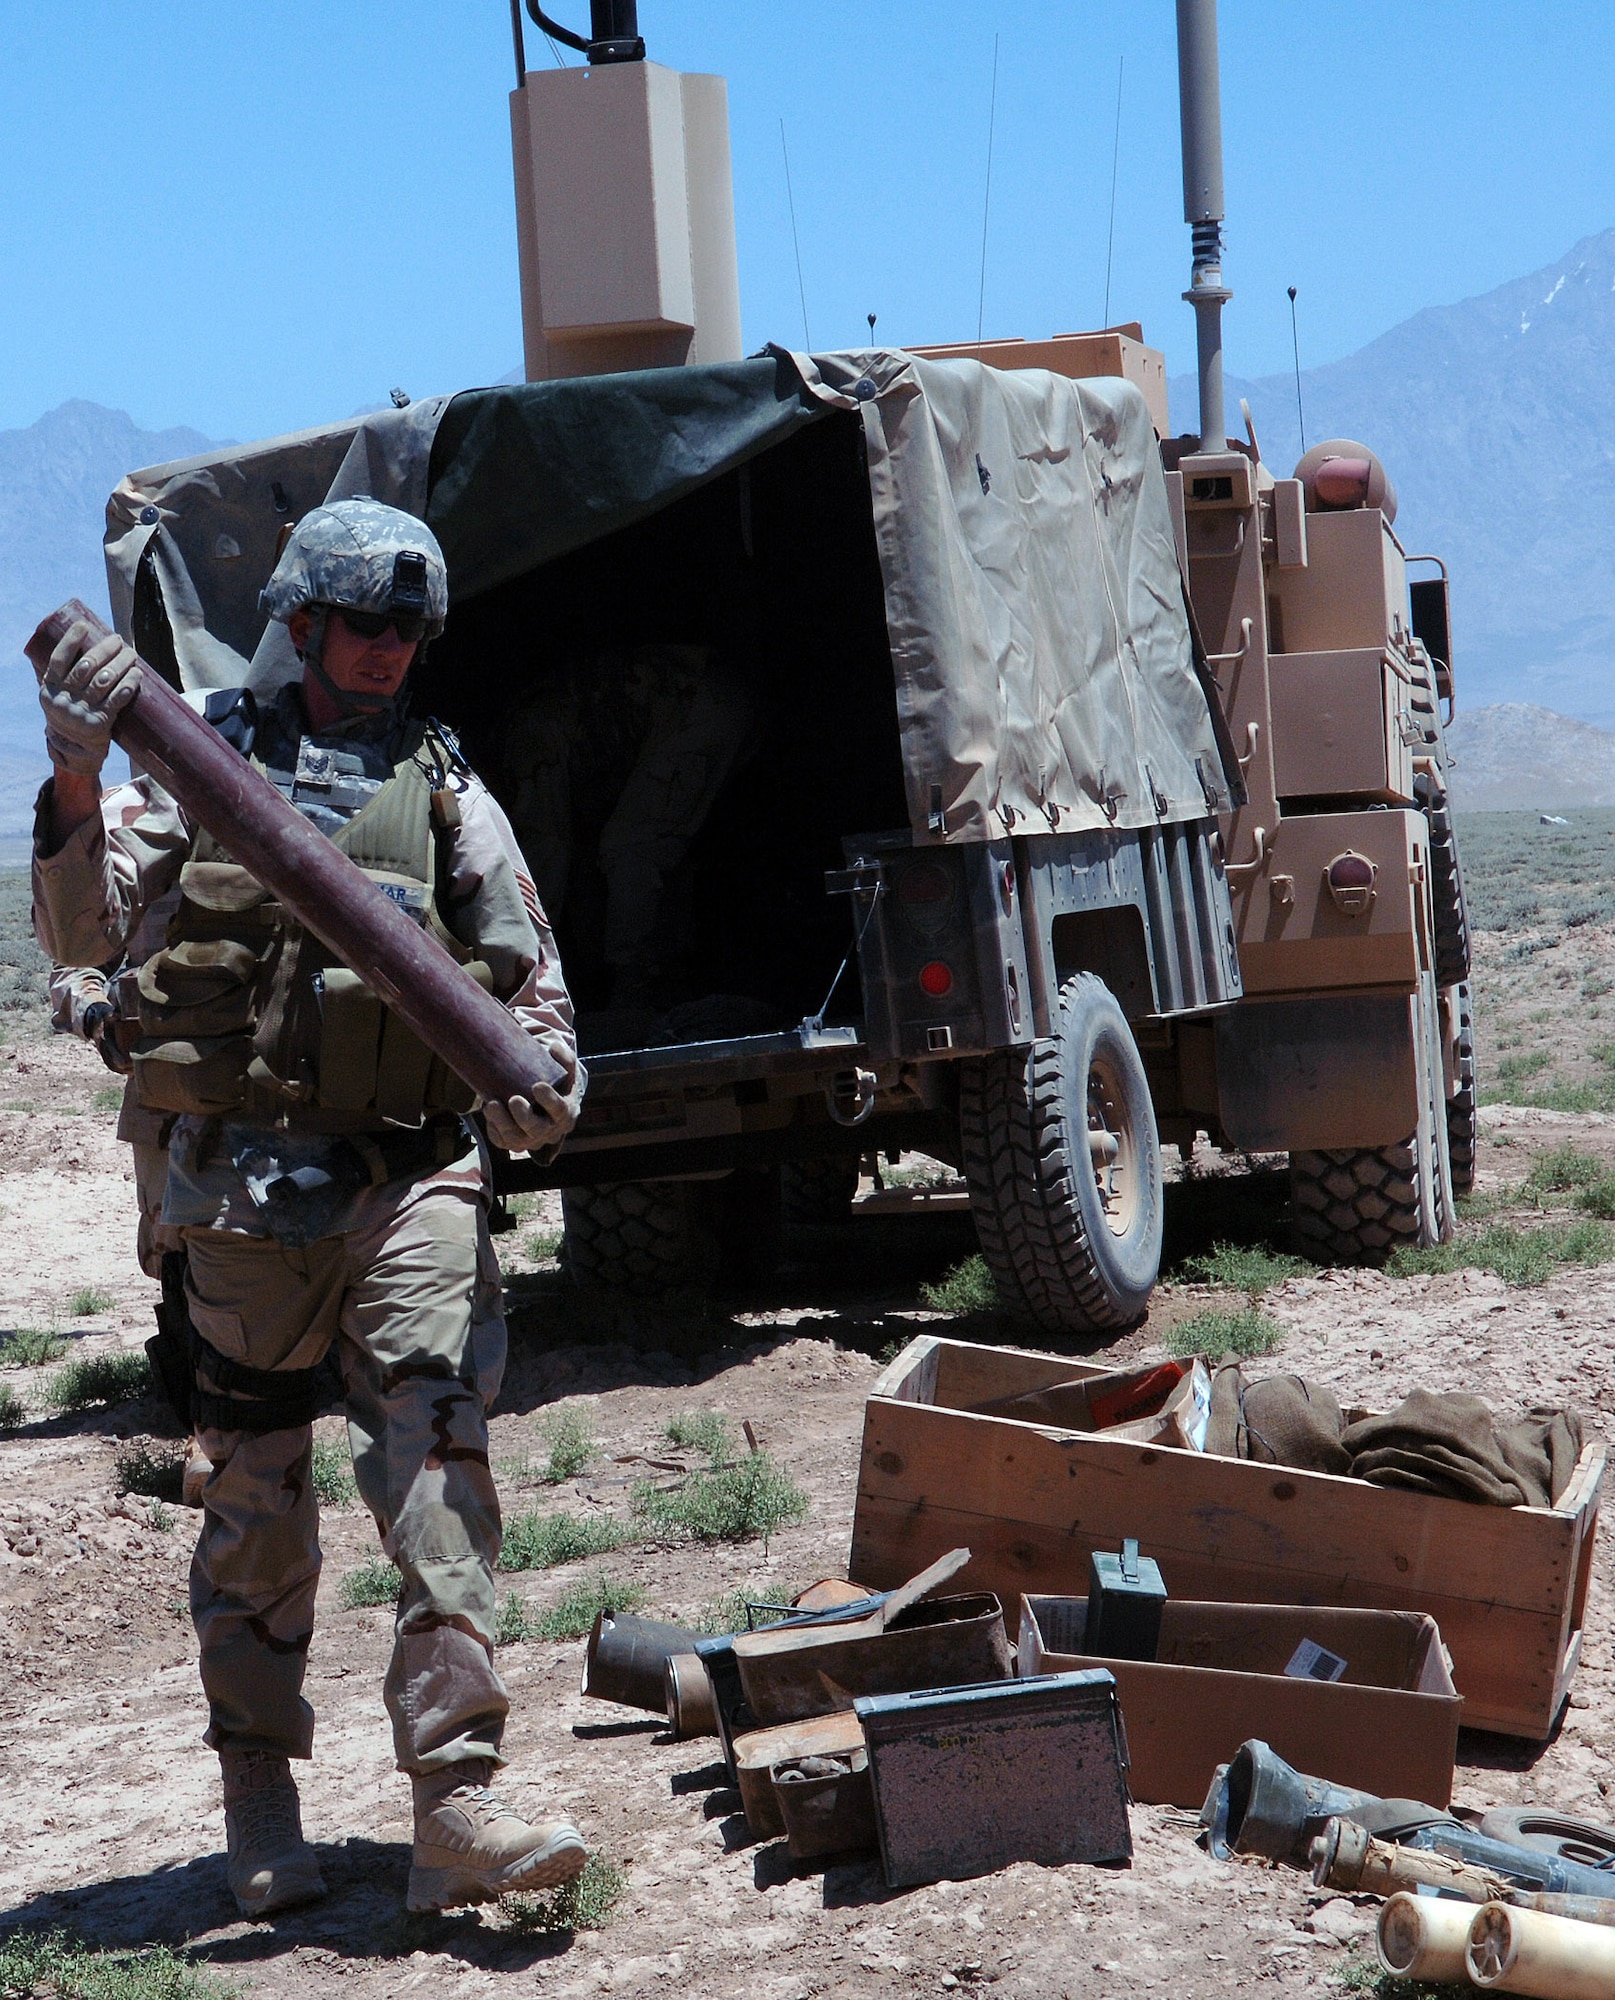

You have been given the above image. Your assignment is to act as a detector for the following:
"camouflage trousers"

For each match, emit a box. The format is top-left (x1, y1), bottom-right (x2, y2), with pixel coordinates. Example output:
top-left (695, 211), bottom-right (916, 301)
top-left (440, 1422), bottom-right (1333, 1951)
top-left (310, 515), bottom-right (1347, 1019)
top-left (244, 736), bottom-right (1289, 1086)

top-left (182, 1185), bottom-right (509, 1772)
top-left (131, 1136), bottom-right (181, 1281)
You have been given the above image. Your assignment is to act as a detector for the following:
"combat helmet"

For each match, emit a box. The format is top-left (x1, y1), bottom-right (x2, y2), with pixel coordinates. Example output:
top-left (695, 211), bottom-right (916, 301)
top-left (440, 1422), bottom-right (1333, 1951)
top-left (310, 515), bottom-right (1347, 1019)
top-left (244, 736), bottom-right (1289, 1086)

top-left (260, 497), bottom-right (448, 640)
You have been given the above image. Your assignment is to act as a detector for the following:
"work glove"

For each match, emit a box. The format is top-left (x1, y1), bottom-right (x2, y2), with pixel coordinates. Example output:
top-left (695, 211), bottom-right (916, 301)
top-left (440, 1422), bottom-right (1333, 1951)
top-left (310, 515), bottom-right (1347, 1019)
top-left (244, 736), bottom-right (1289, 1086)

top-left (81, 1000), bottom-right (132, 1076)
top-left (483, 1083), bottom-right (567, 1156)
top-left (39, 624), bottom-right (142, 776)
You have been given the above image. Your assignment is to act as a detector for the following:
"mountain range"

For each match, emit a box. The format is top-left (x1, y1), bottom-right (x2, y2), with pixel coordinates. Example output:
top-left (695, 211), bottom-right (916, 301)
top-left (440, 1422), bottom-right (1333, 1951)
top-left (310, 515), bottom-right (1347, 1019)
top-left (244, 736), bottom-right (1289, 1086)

top-left (0, 400), bottom-right (214, 829)
top-left (1171, 225), bottom-right (1615, 730)
top-left (2, 227), bottom-right (1614, 829)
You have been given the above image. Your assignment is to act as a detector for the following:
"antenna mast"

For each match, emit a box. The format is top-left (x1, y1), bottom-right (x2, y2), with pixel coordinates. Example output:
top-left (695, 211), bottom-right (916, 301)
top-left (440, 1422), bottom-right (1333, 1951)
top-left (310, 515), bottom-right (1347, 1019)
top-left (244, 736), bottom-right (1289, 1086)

top-left (1175, 0), bottom-right (1230, 450)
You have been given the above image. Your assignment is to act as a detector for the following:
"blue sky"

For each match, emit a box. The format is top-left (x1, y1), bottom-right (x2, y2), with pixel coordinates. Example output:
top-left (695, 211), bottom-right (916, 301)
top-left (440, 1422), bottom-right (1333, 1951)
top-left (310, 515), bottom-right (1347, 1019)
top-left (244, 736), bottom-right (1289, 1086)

top-left (3, 2), bottom-right (1613, 443)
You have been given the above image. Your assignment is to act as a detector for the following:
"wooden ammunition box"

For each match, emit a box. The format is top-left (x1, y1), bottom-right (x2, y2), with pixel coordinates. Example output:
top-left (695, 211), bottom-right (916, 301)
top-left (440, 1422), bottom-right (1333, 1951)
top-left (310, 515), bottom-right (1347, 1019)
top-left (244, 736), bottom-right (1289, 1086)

top-left (849, 1336), bottom-right (1603, 1741)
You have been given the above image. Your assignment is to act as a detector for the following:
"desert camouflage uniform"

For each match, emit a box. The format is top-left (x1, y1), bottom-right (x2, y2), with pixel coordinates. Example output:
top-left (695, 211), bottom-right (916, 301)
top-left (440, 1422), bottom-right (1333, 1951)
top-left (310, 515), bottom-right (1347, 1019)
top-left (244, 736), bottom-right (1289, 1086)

top-left (33, 685), bottom-right (582, 1774)
top-left (49, 779), bottom-right (183, 1278)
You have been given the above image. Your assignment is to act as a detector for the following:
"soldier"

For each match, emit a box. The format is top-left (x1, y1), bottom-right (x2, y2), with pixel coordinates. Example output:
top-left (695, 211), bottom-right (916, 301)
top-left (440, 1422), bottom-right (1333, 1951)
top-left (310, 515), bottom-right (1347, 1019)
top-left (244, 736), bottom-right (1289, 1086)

top-left (31, 501), bottom-right (589, 1918)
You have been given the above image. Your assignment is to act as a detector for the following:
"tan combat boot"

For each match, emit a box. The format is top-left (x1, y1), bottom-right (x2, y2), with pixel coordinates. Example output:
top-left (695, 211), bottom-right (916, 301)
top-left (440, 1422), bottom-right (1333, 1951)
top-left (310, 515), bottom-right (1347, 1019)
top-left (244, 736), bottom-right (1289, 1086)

top-left (408, 1760), bottom-right (587, 1912)
top-left (221, 1749), bottom-right (326, 1918)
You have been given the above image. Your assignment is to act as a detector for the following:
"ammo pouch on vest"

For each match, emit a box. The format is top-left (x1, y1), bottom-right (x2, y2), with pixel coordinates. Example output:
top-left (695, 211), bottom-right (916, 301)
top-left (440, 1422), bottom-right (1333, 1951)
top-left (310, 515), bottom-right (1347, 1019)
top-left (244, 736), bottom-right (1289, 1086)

top-left (130, 743), bottom-right (489, 1129)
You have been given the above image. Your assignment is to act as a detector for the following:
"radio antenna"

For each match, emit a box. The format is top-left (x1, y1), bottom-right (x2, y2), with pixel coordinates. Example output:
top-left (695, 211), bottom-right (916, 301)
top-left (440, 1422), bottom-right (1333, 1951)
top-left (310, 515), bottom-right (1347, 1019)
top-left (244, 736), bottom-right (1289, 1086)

top-left (1103, 55), bottom-right (1125, 328)
top-left (1288, 284), bottom-right (1306, 452)
top-left (976, 34), bottom-right (1000, 343)
top-left (780, 121), bottom-right (811, 349)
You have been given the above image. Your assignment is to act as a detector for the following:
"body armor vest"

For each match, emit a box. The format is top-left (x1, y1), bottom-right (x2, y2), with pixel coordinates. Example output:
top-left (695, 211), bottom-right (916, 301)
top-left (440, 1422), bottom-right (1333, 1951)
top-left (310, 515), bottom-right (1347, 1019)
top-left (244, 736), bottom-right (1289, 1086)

top-left (128, 720), bottom-right (489, 1130)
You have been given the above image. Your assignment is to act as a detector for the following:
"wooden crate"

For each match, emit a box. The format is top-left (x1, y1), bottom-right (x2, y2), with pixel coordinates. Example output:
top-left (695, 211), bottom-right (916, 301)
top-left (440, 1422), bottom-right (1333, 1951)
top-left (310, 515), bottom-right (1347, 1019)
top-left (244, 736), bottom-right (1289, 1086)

top-left (849, 1335), bottom-right (1604, 1740)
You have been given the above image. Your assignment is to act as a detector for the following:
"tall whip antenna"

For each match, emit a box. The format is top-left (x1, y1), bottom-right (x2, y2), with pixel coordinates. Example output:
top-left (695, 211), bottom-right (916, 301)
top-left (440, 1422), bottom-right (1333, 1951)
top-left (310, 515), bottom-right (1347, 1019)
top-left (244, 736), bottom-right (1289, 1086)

top-left (1287, 285), bottom-right (1306, 453)
top-left (780, 120), bottom-right (811, 349)
top-left (1176, 0), bottom-right (1230, 452)
top-left (976, 34), bottom-right (1001, 343)
top-left (1102, 55), bottom-right (1125, 328)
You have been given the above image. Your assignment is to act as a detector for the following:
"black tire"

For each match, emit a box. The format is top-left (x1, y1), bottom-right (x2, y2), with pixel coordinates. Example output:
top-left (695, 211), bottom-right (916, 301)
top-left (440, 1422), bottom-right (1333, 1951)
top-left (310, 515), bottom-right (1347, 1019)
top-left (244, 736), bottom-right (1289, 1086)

top-left (1290, 1144), bottom-right (1422, 1265)
top-left (959, 972), bottom-right (1164, 1334)
top-left (563, 1169), bottom-right (781, 1294)
top-left (1415, 772), bottom-right (1471, 988)
top-left (1447, 980), bottom-right (1477, 1198)
top-left (780, 1155), bottom-right (861, 1228)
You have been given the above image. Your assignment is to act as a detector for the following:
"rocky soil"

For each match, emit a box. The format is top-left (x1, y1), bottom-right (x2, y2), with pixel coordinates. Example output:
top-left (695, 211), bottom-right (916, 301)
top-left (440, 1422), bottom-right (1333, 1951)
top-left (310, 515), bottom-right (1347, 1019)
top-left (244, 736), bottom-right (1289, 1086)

top-left (0, 879), bottom-right (1610, 1998)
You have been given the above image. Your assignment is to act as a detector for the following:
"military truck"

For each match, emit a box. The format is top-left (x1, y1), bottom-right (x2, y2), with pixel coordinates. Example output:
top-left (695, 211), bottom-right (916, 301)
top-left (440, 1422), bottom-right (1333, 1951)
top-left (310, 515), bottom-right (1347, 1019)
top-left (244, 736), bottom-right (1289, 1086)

top-left (91, 0), bottom-right (1469, 1333)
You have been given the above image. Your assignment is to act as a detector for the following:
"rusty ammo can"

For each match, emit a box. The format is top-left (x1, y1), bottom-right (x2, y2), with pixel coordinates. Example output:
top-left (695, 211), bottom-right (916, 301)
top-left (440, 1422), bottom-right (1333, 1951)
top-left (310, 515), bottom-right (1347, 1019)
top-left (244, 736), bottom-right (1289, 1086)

top-left (856, 1670), bottom-right (1132, 1887)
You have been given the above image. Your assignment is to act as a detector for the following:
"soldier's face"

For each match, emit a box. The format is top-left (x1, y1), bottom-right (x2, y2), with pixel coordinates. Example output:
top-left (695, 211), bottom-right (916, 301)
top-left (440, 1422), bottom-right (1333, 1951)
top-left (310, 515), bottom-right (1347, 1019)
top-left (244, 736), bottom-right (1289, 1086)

top-left (290, 607), bottom-right (417, 699)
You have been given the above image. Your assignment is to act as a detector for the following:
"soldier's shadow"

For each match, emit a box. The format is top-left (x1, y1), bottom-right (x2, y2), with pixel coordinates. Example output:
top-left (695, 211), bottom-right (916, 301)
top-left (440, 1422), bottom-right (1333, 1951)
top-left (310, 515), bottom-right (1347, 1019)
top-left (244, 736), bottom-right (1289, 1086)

top-left (0, 1836), bottom-right (579, 1969)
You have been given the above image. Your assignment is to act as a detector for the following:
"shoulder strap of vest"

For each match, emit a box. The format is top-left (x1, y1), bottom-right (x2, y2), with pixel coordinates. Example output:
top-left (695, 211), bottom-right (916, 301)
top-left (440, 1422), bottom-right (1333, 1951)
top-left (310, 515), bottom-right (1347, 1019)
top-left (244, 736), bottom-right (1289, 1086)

top-left (180, 686), bottom-right (259, 759)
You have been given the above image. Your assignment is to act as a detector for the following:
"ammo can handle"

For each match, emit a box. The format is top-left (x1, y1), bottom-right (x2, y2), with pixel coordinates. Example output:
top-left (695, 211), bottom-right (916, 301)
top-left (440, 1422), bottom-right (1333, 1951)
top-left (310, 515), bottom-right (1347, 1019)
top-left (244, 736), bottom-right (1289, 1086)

top-left (26, 600), bottom-right (565, 1113)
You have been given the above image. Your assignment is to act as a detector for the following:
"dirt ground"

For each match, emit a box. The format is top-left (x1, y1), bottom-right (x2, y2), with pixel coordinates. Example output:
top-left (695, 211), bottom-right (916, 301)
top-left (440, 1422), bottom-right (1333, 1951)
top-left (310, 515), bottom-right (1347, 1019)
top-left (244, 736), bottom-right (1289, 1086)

top-left (1, 860), bottom-right (1613, 1997)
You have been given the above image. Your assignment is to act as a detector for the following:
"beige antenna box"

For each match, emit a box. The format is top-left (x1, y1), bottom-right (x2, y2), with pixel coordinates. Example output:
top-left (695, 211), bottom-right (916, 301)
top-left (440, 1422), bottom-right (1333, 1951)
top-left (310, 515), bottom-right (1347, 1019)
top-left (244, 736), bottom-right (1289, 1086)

top-left (509, 2), bottom-right (742, 381)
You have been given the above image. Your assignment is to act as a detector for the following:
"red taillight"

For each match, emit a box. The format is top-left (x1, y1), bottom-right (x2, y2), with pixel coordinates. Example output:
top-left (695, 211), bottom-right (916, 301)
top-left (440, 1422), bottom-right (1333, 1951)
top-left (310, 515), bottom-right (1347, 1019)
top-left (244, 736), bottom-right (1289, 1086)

top-left (1327, 853), bottom-right (1375, 891)
top-left (919, 961), bottom-right (954, 998)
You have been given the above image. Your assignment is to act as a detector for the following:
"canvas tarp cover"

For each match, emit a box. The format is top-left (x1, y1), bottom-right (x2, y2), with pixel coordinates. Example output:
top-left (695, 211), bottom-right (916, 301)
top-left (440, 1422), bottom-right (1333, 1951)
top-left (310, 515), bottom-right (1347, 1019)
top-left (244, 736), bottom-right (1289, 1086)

top-left (104, 348), bottom-right (1225, 843)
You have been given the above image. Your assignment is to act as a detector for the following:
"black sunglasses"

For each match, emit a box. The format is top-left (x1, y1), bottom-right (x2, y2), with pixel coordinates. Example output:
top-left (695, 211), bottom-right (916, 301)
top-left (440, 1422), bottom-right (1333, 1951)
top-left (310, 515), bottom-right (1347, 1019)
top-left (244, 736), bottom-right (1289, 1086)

top-left (333, 607), bottom-right (428, 644)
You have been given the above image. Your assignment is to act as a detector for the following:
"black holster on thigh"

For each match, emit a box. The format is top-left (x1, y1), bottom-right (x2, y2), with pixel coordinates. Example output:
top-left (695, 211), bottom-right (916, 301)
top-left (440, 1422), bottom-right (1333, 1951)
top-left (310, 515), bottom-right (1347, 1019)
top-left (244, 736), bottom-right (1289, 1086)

top-left (148, 1248), bottom-right (343, 1437)
top-left (145, 1251), bottom-right (197, 1430)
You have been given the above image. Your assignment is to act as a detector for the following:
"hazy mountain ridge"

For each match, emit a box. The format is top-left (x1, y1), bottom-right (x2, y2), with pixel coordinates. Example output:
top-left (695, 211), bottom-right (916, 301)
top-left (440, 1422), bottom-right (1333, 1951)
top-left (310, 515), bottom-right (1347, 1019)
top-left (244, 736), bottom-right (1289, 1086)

top-left (1172, 227), bottom-right (1615, 726)
top-left (1446, 703), bottom-right (1615, 812)
top-left (0, 401), bottom-right (216, 829)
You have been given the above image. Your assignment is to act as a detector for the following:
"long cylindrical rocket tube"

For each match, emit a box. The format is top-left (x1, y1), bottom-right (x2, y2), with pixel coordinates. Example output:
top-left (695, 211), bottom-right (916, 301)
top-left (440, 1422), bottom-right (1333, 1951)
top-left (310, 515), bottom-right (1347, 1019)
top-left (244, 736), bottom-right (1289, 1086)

top-left (1377, 1893), bottom-right (1477, 1986)
top-left (1313, 1817), bottom-right (1513, 1904)
top-left (1468, 1901), bottom-right (1615, 1997)
top-left (26, 600), bottom-right (564, 1111)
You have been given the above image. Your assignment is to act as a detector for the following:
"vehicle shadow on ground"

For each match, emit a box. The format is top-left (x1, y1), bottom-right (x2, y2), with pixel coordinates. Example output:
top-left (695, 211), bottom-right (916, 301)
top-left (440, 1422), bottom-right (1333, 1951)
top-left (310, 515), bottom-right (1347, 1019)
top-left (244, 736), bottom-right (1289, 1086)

top-left (494, 1164), bottom-right (1302, 1414)
top-left (0, 1836), bottom-right (580, 1968)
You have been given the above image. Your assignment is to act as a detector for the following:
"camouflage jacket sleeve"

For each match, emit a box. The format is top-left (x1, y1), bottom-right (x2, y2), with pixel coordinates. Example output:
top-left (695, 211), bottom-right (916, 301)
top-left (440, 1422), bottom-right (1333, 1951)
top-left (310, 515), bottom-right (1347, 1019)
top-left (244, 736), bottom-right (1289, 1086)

top-left (31, 776), bottom-right (191, 970)
top-left (48, 960), bottom-right (112, 1036)
top-left (439, 770), bottom-right (585, 1132)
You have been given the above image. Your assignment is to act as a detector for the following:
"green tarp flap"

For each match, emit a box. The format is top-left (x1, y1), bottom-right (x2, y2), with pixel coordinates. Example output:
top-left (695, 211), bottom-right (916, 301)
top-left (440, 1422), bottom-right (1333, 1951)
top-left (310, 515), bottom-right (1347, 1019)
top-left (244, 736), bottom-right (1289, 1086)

top-left (425, 353), bottom-right (824, 602)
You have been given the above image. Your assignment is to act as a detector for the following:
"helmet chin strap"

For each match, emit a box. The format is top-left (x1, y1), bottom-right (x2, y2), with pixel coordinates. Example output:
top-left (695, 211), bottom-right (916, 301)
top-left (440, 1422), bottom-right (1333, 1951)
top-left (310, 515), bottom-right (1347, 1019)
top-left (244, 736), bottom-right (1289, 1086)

top-left (300, 607), bottom-right (403, 723)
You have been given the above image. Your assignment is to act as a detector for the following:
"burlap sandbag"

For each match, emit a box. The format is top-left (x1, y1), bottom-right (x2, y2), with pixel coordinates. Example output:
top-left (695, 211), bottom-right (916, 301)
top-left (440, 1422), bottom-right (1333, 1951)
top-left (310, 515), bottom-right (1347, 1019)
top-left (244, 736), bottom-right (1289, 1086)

top-left (1206, 1363), bottom-right (1351, 1475)
top-left (1342, 1391), bottom-right (1583, 1507)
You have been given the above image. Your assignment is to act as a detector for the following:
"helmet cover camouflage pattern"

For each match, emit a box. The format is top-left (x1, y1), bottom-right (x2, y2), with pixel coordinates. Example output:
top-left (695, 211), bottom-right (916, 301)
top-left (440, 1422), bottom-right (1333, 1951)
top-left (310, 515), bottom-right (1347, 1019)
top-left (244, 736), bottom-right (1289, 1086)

top-left (259, 497), bottom-right (448, 638)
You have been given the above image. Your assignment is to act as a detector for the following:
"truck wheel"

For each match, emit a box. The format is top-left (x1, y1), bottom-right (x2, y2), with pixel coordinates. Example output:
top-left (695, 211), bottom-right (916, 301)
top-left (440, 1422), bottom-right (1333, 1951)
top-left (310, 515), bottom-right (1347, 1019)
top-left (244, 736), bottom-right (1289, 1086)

top-left (780, 1155), bottom-right (861, 1227)
top-left (1289, 1146), bottom-right (1422, 1265)
top-left (959, 972), bottom-right (1164, 1334)
top-left (562, 1170), bottom-right (782, 1294)
top-left (1291, 971), bottom-right (1455, 1262)
top-left (1447, 980), bottom-right (1477, 1198)
top-left (1415, 773), bottom-right (1471, 987)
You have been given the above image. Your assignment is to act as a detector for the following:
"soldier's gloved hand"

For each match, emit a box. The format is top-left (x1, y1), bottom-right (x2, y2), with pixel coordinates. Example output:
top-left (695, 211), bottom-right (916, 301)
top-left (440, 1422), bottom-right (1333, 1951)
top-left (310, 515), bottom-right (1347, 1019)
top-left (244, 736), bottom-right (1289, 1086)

top-left (82, 1000), bottom-right (132, 1076)
top-left (39, 623), bottom-right (142, 776)
top-left (483, 1092), bottom-right (560, 1155)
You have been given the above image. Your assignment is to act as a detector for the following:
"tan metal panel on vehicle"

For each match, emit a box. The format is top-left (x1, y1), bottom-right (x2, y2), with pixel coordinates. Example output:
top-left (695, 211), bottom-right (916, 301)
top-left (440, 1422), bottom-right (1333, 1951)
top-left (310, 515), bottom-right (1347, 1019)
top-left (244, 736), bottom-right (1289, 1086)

top-left (1273, 509), bottom-right (1407, 654)
top-left (1230, 808), bottom-right (1423, 995)
top-left (1271, 480), bottom-right (1308, 569)
top-left (1270, 649), bottom-right (1414, 803)
top-left (909, 330), bottom-right (1170, 438)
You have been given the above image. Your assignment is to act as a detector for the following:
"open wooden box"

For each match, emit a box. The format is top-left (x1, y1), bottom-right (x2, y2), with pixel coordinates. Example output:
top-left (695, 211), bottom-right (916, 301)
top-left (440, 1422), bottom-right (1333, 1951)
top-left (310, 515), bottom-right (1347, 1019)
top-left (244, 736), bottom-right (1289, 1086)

top-left (849, 1336), bottom-right (1604, 1740)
